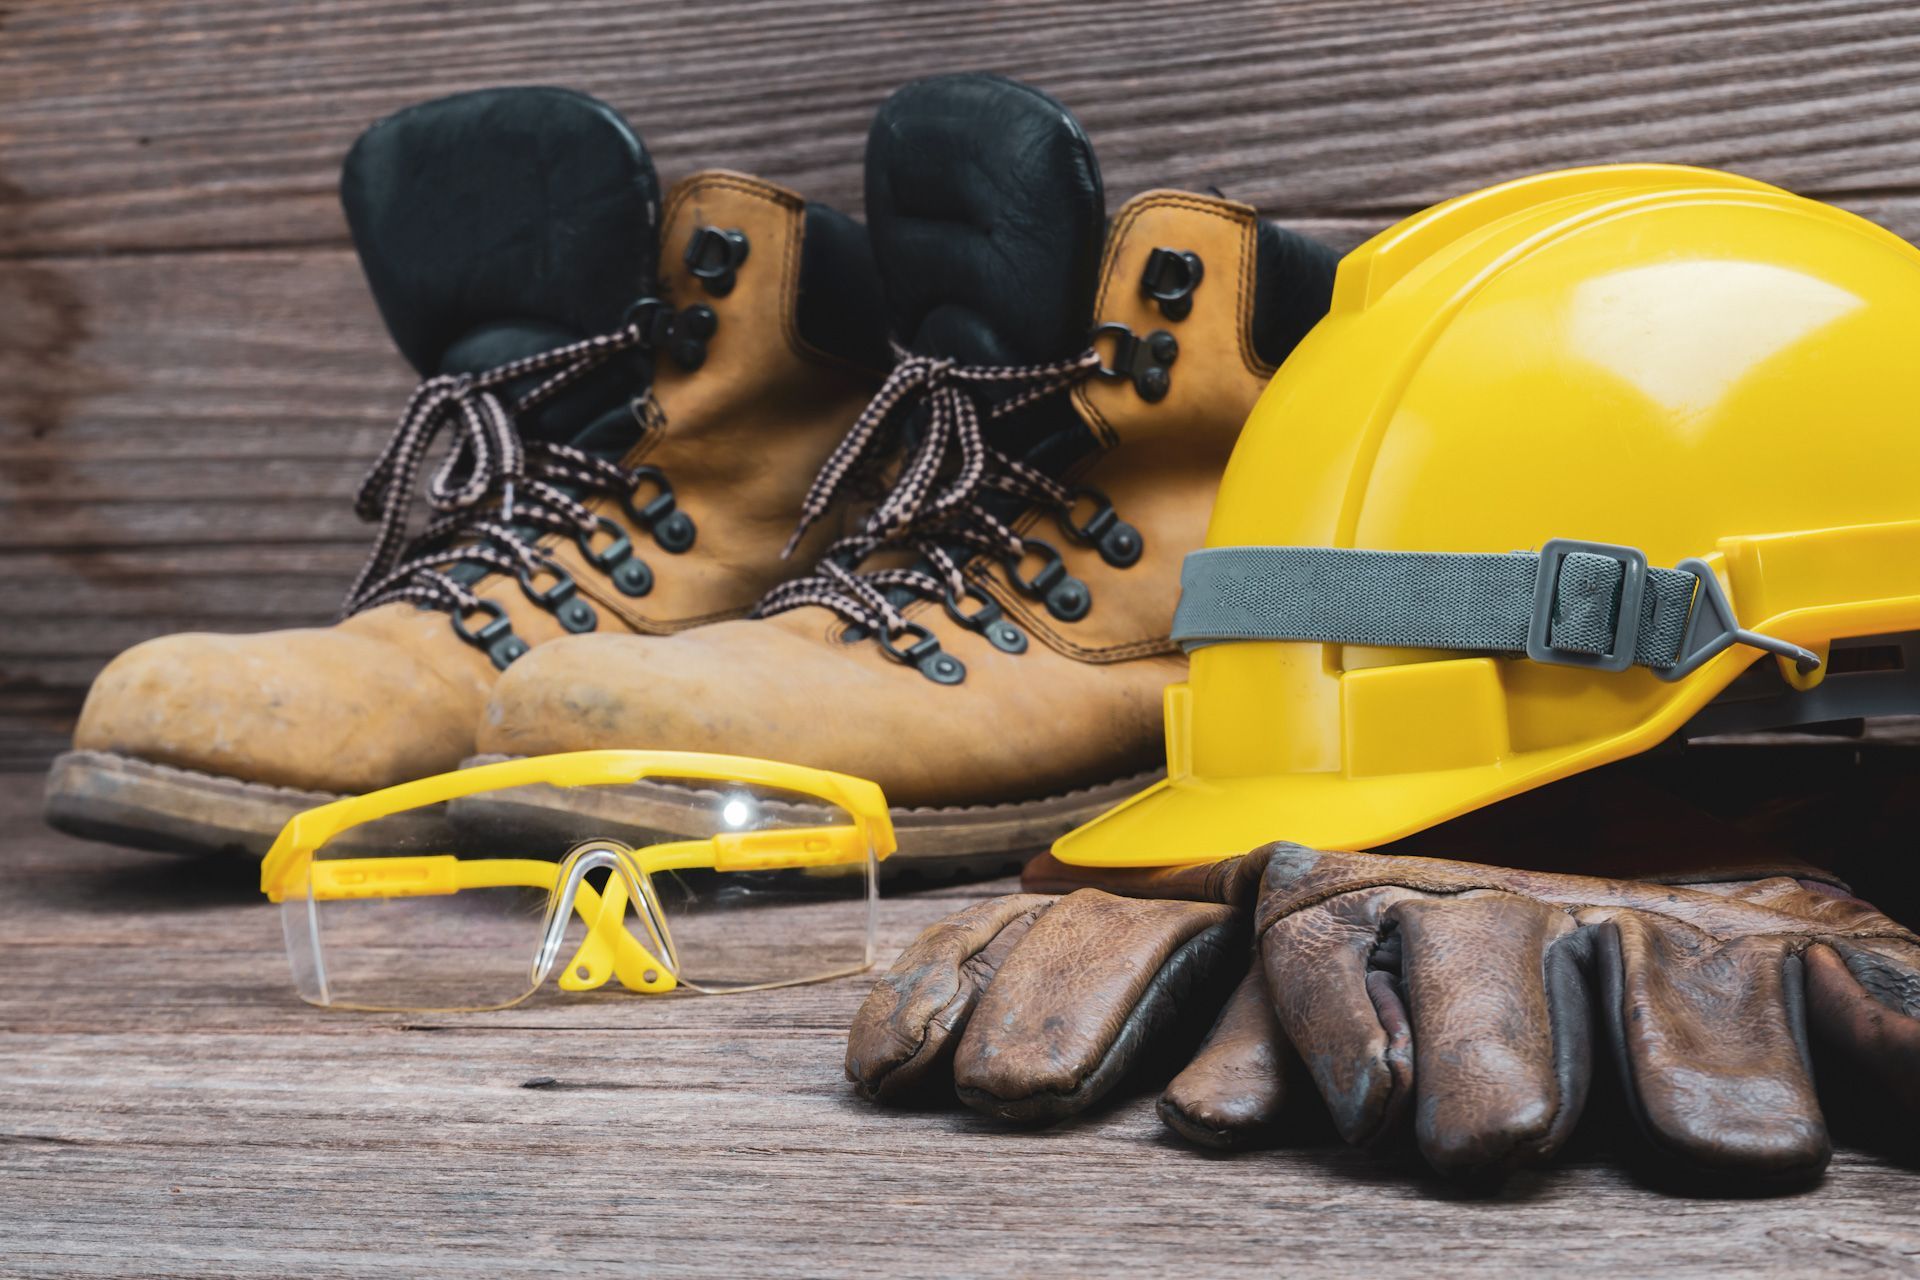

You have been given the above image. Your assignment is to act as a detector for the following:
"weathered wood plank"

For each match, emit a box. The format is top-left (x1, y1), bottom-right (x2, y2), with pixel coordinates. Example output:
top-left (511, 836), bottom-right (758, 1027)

top-left (0, 774), bottom-right (1916, 1278)
top-left (0, 247), bottom-right (408, 754)
top-left (6, 0), bottom-right (1920, 256)
top-left (0, 248), bottom-right (407, 466)
top-left (0, 683), bottom-right (83, 774)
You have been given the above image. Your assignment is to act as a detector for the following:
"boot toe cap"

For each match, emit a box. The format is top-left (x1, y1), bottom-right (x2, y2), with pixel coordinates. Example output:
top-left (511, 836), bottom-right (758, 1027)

top-left (73, 628), bottom-right (480, 793)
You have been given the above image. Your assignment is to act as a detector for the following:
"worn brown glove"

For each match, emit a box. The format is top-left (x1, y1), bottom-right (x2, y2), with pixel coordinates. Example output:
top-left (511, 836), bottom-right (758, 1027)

top-left (851, 752), bottom-right (1920, 1183)
top-left (1232, 843), bottom-right (1920, 1183)
top-left (857, 843), bottom-right (1920, 1184)
top-left (1012, 765), bottom-right (1920, 1181)
top-left (845, 873), bottom-right (1264, 1127)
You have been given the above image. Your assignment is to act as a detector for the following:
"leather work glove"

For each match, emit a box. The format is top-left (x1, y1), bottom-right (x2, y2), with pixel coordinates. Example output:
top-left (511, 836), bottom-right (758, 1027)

top-left (1231, 844), bottom-right (1920, 1183)
top-left (853, 835), bottom-right (1920, 1184)
top-left (845, 863), bottom-right (1268, 1129)
top-left (1020, 840), bottom-right (1920, 1184)
top-left (863, 784), bottom-right (1720, 1148)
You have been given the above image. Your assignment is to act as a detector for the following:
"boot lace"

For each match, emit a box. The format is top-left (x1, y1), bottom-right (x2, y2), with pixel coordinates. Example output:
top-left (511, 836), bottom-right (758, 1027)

top-left (341, 305), bottom-right (672, 619)
top-left (753, 343), bottom-right (1102, 640)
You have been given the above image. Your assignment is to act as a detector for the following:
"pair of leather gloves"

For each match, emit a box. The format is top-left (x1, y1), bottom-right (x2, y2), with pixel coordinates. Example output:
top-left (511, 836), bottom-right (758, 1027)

top-left (846, 776), bottom-right (1920, 1186)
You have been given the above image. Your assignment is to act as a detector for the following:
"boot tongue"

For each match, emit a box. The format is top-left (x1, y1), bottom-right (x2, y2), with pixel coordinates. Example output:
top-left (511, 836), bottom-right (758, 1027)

top-left (342, 87), bottom-right (661, 446)
top-left (865, 74), bottom-right (1105, 369)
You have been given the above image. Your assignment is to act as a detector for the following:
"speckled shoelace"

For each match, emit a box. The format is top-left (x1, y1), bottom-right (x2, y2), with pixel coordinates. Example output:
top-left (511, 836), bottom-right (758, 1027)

top-left (753, 344), bottom-right (1100, 638)
top-left (341, 309), bottom-right (668, 620)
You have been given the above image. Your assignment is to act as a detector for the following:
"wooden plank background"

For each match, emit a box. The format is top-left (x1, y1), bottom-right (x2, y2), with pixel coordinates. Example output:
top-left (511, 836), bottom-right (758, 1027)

top-left (6, 0), bottom-right (1920, 769)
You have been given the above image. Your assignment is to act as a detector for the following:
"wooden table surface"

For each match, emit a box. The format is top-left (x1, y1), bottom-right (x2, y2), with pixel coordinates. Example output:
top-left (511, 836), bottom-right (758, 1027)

top-left (1, 771), bottom-right (1917, 1278)
top-left (5, 1), bottom-right (1920, 1273)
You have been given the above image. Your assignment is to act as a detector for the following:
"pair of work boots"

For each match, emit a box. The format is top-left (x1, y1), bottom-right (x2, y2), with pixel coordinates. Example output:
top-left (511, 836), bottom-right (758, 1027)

top-left (46, 74), bottom-right (1339, 872)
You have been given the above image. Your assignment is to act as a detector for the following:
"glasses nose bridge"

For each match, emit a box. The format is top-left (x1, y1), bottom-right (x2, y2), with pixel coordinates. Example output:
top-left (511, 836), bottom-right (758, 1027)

top-left (533, 838), bottom-right (682, 995)
top-left (533, 839), bottom-right (637, 985)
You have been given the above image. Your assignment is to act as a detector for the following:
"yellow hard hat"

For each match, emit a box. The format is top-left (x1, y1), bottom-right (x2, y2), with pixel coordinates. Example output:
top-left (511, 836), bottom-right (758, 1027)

top-left (1056, 163), bottom-right (1920, 869)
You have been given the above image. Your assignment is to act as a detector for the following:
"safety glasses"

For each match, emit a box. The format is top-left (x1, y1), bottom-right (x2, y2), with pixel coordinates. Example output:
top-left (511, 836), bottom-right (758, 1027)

top-left (260, 750), bottom-right (894, 1012)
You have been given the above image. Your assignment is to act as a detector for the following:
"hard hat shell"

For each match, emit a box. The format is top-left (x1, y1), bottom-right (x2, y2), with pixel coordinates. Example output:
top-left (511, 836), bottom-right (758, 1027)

top-left (1056, 164), bottom-right (1920, 868)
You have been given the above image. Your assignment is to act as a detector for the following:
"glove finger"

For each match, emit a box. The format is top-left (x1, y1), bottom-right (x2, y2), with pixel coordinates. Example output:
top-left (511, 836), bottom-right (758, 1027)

top-left (1158, 965), bottom-right (1291, 1150)
top-left (1803, 941), bottom-right (1920, 1117)
top-left (1391, 894), bottom-right (1589, 1178)
top-left (1259, 887), bottom-right (1413, 1147)
top-left (1021, 850), bottom-right (1264, 906)
top-left (845, 894), bottom-right (1052, 1103)
top-left (1594, 914), bottom-right (1830, 1183)
top-left (953, 889), bottom-right (1245, 1123)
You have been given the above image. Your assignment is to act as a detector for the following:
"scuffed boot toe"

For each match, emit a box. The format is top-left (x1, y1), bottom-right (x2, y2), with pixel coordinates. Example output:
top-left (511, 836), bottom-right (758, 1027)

top-left (72, 627), bottom-right (482, 795)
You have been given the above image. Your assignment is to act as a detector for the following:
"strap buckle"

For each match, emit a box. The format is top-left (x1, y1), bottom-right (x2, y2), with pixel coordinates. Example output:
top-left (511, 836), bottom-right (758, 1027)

top-left (1526, 538), bottom-right (1647, 673)
top-left (1526, 538), bottom-right (1823, 679)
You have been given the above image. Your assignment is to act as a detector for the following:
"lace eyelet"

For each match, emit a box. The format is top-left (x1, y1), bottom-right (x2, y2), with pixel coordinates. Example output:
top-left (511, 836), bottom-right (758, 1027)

top-left (1091, 322), bottom-right (1177, 402)
top-left (576, 516), bottom-right (652, 597)
top-left (670, 305), bottom-right (715, 371)
top-left (622, 297), bottom-right (676, 345)
top-left (611, 559), bottom-right (654, 598)
top-left (879, 622), bottom-right (967, 685)
top-left (684, 226), bottom-right (751, 297)
top-left (1140, 247), bottom-right (1204, 321)
top-left (517, 562), bottom-right (597, 634)
top-left (449, 597), bottom-right (508, 645)
top-left (575, 516), bottom-right (632, 570)
top-left (1059, 485), bottom-right (1144, 568)
top-left (624, 466), bottom-right (697, 553)
top-left (449, 599), bottom-right (528, 669)
top-left (1005, 538), bottom-right (1093, 623)
top-left (943, 584), bottom-right (1028, 654)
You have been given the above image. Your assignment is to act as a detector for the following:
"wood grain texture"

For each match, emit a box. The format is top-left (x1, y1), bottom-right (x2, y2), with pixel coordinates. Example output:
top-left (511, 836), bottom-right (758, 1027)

top-left (5, 0), bottom-right (1920, 761)
top-left (0, 775), bottom-right (1916, 1278)
top-left (7, 0), bottom-right (1920, 254)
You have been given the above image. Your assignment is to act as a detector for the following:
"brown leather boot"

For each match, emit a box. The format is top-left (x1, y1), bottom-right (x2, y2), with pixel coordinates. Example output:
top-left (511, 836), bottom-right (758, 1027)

top-left (45, 89), bottom-right (887, 855)
top-left (472, 74), bottom-right (1338, 871)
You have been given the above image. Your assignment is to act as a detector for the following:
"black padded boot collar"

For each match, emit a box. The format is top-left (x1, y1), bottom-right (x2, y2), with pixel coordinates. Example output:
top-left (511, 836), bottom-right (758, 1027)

top-left (341, 86), bottom-right (661, 401)
top-left (1252, 220), bottom-right (1340, 367)
top-left (796, 202), bottom-right (891, 374)
top-left (864, 73), bottom-right (1105, 368)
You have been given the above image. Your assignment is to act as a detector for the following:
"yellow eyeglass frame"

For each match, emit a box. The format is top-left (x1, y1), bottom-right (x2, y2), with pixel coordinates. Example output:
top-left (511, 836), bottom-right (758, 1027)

top-left (261, 749), bottom-right (896, 1001)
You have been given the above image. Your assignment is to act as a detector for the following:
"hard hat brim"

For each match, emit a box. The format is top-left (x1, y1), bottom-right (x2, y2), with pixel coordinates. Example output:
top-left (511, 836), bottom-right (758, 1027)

top-left (1051, 750), bottom-right (1645, 868)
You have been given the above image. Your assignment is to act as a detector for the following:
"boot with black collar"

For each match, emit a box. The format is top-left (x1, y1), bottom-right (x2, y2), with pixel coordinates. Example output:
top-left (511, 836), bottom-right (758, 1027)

top-left (473, 74), bottom-right (1337, 873)
top-left (47, 86), bottom-right (889, 855)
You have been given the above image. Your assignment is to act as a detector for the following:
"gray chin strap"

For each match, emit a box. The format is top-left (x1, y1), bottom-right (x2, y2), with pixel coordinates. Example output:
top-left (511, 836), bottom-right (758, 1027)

top-left (1172, 541), bottom-right (1920, 739)
top-left (1171, 539), bottom-right (1822, 681)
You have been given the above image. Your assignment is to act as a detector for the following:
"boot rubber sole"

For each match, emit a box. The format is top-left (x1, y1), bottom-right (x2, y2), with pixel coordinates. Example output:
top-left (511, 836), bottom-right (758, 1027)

top-left (458, 754), bottom-right (1162, 881)
top-left (43, 748), bottom-right (1156, 880)
top-left (41, 750), bottom-right (452, 858)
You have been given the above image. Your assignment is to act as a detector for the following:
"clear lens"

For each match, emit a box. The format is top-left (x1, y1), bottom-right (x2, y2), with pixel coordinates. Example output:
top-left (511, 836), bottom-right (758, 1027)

top-left (281, 770), bottom-right (878, 1011)
top-left (631, 777), bottom-right (878, 993)
top-left (278, 800), bottom-right (555, 1011)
